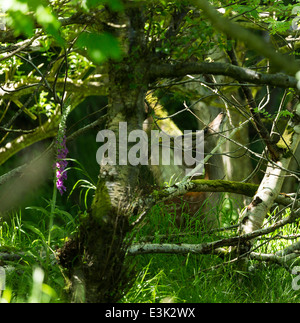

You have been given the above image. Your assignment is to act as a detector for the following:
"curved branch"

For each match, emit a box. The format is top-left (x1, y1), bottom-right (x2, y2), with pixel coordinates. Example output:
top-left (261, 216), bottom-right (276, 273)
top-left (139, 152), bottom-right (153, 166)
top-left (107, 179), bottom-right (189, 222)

top-left (0, 76), bottom-right (107, 101)
top-left (0, 113), bottom-right (105, 186)
top-left (149, 61), bottom-right (298, 89)
top-left (0, 115), bottom-right (59, 166)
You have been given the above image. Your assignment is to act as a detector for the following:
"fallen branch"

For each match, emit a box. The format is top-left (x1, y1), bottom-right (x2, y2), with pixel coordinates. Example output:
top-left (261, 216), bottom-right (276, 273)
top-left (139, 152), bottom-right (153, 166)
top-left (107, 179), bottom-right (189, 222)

top-left (249, 251), bottom-right (300, 268)
top-left (128, 208), bottom-right (300, 256)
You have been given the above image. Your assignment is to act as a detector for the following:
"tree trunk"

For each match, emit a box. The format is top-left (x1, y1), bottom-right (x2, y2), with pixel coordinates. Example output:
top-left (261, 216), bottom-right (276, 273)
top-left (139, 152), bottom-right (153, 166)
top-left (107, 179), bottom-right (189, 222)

top-left (240, 109), bottom-right (300, 234)
top-left (58, 60), bottom-right (149, 302)
top-left (56, 5), bottom-right (153, 302)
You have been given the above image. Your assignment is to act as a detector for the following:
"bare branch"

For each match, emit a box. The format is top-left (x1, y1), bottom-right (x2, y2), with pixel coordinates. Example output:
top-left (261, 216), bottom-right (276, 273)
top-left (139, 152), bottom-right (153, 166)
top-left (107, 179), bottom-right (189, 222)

top-left (0, 34), bottom-right (41, 63)
top-left (227, 46), bottom-right (281, 161)
top-left (128, 208), bottom-right (300, 256)
top-left (149, 61), bottom-right (298, 89)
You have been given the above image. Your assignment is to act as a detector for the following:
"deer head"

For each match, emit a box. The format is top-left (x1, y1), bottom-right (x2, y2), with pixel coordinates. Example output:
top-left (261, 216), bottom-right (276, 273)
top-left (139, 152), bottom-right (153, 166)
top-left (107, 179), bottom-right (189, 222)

top-left (161, 112), bottom-right (226, 228)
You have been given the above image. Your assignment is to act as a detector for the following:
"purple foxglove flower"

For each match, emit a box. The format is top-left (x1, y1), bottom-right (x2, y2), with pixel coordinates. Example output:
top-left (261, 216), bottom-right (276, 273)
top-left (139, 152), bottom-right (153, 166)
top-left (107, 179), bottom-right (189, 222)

top-left (55, 132), bottom-right (68, 195)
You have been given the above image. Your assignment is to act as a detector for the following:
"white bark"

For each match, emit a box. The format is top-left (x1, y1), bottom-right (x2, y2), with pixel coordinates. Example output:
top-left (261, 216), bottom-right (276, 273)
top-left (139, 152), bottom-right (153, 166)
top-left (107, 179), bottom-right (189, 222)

top-left (249, 252), bottom-right (299, 265)
top-left (128, 208), bottom-right (300, 261)
top-left (240, 108), bottom-right (300, 234)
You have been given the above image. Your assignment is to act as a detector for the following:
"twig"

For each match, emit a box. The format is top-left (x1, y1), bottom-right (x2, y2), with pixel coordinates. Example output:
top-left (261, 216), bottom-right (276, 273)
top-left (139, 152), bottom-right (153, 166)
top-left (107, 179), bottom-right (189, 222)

top-left (227, 46), bottom-right (281, 161)
top-left (0, 126), bottom-right (35, 134)
top-left (0, 34), bottom-right (41, 63)
top-left (66, 114), bottom-right (107, 142)
top-left (15, 54), bottom-right (53, 94)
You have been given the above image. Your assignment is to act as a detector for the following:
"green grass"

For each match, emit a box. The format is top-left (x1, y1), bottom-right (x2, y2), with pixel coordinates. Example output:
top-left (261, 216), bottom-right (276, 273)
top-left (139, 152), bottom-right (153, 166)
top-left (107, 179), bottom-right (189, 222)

top-left (0, 207), bottom-right (76, 303)
top-left (122, 252), bottom-right (300, 303)
top-left (0, 195), bottom-right (299, 303)
top-left (122, 201), bottom-right (300, 303)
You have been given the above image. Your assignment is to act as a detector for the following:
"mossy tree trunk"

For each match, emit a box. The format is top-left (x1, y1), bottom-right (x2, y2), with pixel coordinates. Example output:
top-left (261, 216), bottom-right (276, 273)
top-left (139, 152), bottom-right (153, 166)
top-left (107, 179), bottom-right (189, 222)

top-left (58, 8), bottom-right (151, 302)
top-left (60, 64), bottom-right (149, 303)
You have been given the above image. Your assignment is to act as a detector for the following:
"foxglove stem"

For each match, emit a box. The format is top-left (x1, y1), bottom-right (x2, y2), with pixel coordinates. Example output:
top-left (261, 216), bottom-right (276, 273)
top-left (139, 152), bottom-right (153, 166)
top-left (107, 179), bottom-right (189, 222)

top-left (49, 105), bottom-right (71, 233)
top-left (47, 104), bottom-right (71, 278)
top-left (54, 104), bottom-right (71, 195)
top-left (55, 133), bottom-right (69, 195)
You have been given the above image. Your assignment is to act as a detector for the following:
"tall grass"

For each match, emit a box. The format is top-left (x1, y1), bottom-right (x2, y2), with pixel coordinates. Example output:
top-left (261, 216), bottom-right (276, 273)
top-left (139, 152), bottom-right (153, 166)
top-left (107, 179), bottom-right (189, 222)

top-left (0, 183), bottom-right (299, 302)
top-left (0, 208), bottom-right (70, 302)
top-left (123, 200), bottom-right (300, 303)
top-left (0, 156), bottom-right (98, 303)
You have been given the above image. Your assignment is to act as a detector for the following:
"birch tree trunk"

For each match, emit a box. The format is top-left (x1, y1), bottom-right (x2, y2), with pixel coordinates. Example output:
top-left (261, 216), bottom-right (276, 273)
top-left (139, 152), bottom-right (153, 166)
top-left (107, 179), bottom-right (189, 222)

top-left (240, 107), bottom-right (300, 234)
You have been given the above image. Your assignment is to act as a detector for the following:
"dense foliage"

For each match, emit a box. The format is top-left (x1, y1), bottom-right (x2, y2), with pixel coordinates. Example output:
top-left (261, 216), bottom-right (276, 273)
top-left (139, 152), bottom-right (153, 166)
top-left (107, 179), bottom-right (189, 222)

top-left (0, 0), bottom-right (299, 303)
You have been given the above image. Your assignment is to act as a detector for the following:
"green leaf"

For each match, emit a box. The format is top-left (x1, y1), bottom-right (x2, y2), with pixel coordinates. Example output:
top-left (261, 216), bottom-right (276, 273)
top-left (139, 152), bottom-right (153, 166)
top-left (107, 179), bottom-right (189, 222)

top-left (107, 0), bottom-right (123, 11)
top-left (25, 206), bottom-right (50, 216)
top-left (23, 223), bottom-right (46, 241)
top-left (36, 5), bottom-right (65, 46)
top-left (77, 32), bottom-right (121, 64)
top-left (3, 0), bottom-right (29, 12)
top-left (36, 6), bottom-right (58, 26)
top-left (7, 11), bottom-right (35, 37)
top-left (86, 0), bottom-right (124, 11)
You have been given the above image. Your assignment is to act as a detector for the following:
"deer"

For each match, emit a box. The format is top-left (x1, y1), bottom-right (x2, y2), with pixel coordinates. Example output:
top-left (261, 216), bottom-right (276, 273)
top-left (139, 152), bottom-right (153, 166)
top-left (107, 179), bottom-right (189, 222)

top-left (145, 111), bottom-right (226, 229)
top-left (170, 112), bottom-right (226, 228)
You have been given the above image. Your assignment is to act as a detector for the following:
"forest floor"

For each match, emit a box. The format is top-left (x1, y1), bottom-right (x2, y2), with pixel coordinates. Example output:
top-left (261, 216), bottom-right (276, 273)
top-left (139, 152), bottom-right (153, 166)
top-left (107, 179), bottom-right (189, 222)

top-left (0, 196), bottom-right (299, 303)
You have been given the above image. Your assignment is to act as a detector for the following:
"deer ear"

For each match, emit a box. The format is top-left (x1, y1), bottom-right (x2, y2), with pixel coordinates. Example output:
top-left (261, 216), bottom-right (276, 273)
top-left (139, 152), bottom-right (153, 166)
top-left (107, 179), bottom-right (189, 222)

top-left (208, 112), bottom-right (225, 133)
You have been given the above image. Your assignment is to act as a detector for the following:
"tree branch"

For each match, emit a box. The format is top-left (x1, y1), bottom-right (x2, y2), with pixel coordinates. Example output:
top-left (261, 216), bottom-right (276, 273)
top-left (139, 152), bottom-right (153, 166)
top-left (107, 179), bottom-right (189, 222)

top-left (249, 251), bottom-right (299, 267)
top-left (154, 179), bottom-right (296, 208)
top-left (0, 76), bottom-right (107, 101)
top-left (128, 207), bottom-right (300, 256)
top-left (0, 34), bottom-right (41, 63)
top-left (227, 46), bottom-right (281, 161)
top-left (0, 113), bottom-right (105, 186)
top-left (149, 61), bottom-right (298, 89)
top-left (0, 114), bottom-right (60, 166)
top-left (191, 0), bottom-right (300, 75)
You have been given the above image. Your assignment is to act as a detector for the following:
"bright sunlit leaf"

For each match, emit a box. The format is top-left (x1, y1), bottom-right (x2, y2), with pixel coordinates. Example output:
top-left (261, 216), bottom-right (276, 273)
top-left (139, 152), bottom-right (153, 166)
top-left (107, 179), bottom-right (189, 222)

top-left (36, 5), bottom-right (64, 46)
top-left (77, 32), bottom-right (121, 64)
